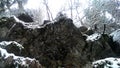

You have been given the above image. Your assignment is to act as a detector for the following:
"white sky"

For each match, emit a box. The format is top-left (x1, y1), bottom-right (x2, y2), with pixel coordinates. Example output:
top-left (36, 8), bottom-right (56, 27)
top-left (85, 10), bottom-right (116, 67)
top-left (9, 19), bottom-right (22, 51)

top-left (10, 0), bottom-right (114, 27)
top-left (24, 0), bottom-right (89, 19)
top-left (24, 0), bottom-right (89, 27)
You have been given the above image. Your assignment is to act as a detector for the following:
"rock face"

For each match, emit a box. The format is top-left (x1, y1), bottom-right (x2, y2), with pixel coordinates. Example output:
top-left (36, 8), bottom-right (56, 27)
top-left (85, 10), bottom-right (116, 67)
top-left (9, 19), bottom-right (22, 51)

top-left (7, 18), bottom-right (87, 67)
top-left (0, 17), bottom-right (118, 68)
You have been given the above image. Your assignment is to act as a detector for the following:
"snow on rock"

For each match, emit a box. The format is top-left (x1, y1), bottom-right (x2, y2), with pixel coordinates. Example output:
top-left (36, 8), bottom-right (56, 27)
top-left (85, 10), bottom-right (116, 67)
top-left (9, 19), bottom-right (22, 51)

top-left (0, 41), bottom-right (24, 50)
top-left (0, 41), bottom-right (25, 56)
top-left (0, 47), bottom-right (42, 68)
top-left (93, 57), bottom-right (120, 68)
top-left (110, 29), bottom-right (120, 44)
top-left (86, 33), bottom-right (101, 41)
top-left (0, 47), bottom-right (32, 65)
top-left (13, 16), bottom-right (54, 29)
top-left (13, 16), bottom-right (41, 29)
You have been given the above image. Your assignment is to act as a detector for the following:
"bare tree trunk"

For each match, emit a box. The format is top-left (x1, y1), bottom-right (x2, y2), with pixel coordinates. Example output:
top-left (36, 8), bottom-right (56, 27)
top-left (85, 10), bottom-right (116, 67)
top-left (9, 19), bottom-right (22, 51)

top-left (43, 0), bottom-right (53, 20)
top-left (6, 0), bottom-right (16, 16)
top-left (75, 7), bottom-right (85, 25)
top-left (103, 24), bottom-right (106, 34)
top-left (46, 5), bottom-right (51, 20)
top-left (17, 0), bottom-right (24, 13)
top-left (46, 5), bottom-right (53, 20)
top-left (69, 0), bottom-right (73, 19)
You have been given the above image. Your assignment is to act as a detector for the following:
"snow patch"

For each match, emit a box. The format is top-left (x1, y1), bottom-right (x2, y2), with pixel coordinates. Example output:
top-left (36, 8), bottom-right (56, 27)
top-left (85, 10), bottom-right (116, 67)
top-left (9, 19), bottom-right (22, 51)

top-left (93, 57), bottom-right (120, 68)
top-left (0, 48), bottom-right (35, 66)
top-left (86, 33), bottom-right (101, 41)
top-left (105, 12), bottom-right (112, 20)
top-left (13, 16), bottom-right (41, 29)
top-left (110, 29), bottom-right (120, 44)
top-left (13, 16), bottom-right (55, 29)
top-left (0, 41), bottom-right (24, 50)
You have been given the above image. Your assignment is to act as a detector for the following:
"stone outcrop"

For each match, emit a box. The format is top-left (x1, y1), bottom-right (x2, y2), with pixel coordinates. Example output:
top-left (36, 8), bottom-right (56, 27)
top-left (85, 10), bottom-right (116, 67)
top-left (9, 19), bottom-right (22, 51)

top-left (7, 18), bottom-right (87, 67)
top-left (86, 34), bottom-right (116, 60)
top-left (0, 41), bottom-right (24, 56)
top-left (0, 47), bottom-right (42, 68)
top-left (0, 17), bottom-right (118, 68)
top-left (17, 13), bottom-right (34, 22)
top-left (79, 26), bottom-right (94, 35)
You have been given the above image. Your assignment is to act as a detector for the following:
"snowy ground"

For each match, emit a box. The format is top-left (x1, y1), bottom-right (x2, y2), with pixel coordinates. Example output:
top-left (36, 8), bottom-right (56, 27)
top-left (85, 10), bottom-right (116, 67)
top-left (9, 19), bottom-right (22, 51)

top-left (93, 57), bottom-right (120, 68)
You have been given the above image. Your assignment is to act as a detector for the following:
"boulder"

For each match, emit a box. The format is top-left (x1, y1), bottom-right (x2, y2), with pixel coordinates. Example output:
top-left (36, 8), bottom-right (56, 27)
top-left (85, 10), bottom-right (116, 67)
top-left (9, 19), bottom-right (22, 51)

top-left (86, 34), bottom-right (116, 60)
top-left (17, 13), bottom-right (34, 22)
top-left (79, 26), bottom-right (94, 35)
top-left (79, 26), bottom-right (88, 33)
top-left (0, 48), bottom-right (42, 68)
top-left (0, 41), bottom-right (24, 56)
top-left (110, 29), bottom-right (120, 55)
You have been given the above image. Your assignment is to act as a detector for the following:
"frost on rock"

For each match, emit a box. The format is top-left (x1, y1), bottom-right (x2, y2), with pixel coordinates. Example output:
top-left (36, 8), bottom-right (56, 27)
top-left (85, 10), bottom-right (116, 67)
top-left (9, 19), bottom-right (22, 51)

top-left (0, 48), bottom-right (42, 68)
top-left (86, 33), bottom-right (101, 41)
top-left (0, 41), bottom-right (42, 68)
top-left (0, 41), bottom-right (24, 50)
top-left (0, 41), bottom-right (25, 56)
top-left (13, 16), bottom-right (41, 29)
top-left (93, 57), bottom-right (120, 68)
top-left (110, 29), bottom-right (120, 44)
top-left (13, 16), bottom-right (54, 29)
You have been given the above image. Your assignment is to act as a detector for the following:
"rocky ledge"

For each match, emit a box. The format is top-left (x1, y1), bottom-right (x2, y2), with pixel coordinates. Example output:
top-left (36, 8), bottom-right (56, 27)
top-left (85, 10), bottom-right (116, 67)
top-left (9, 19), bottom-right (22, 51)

top-left (0, 16), bottom-right (119, 68)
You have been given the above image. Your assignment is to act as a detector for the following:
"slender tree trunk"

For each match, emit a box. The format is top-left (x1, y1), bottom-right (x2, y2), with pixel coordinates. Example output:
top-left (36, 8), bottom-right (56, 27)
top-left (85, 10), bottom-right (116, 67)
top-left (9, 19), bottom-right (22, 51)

top-left (103, 24), bottom-right (106, 34)
top-left (17, 0), bottom-right (24, 13)
top-left (46, 5), bottom-right (53, 20)
top-left (75, 7), bottom-right (85, 25)
top-left (69, 0), bottom-right (73, 19)
top-left (43, 0), bottom-right (53, 20)
top-left (46, 5), bottom-right (50, 20)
